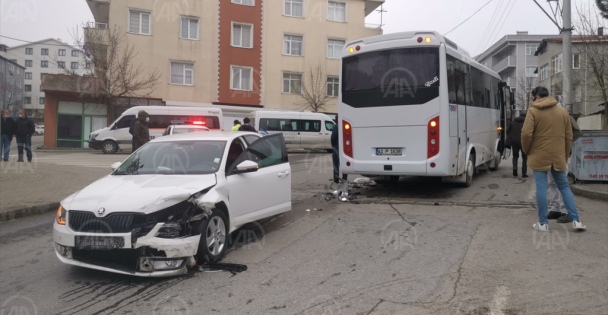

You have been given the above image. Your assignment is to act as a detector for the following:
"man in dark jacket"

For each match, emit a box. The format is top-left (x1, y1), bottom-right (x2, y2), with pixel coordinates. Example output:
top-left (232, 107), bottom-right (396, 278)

top-left (506, 110), bottom-right (527, 177)
top-left (15, 109), bottom-right (35, 162)
top-left (238, 117), bottom-right (256, 132)
top-left (1, 109), bottom-right (17, 161)
top-left (132, 110), bottom-right (150, 151)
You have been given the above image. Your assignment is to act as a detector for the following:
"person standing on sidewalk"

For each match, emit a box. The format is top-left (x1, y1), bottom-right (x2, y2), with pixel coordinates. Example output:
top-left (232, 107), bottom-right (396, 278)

top-left (238, 117), bottom-right (256, 132)
top-left (521, 86), bottom-right (586, 232)
top-left (14, 109), bottom-right (35, 162)
top-left (132, 110), bottom-right (150, 151)
top-left (1, 109), bottom-right (17, 162)
top-left (231, 120), bottom-right (241, 131)
top-left (505, 110), bottom-right (528, 178)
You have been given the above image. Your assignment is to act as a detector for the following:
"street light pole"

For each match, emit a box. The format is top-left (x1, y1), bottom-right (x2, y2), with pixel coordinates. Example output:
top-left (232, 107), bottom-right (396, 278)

top-left (563, 0), bottom-right (573, 114)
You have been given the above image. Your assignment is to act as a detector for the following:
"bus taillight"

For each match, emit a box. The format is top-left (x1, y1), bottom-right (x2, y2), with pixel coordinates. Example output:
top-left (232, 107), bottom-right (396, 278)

top-left (343, 120), bottom-right (353, 158)
top-left (428, 116), bottom-right (439, 158)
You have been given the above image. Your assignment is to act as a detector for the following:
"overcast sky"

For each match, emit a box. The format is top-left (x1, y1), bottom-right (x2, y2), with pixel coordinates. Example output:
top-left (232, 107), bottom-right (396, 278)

top-left (0, 0), bottom-right (601, 55)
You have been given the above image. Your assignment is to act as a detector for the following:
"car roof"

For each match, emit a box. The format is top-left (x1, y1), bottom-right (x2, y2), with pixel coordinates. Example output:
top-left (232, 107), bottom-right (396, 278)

top-left (153, 130), bottom-right (259, 142)
top-left (172, 124), bottom-right (209, 129)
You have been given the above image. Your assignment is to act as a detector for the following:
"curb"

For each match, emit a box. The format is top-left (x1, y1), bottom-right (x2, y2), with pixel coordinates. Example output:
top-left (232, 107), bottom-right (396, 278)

top-left (0, 202), bottom-right (59, 222)
top-left (571, 185), bottom-right (608, 202)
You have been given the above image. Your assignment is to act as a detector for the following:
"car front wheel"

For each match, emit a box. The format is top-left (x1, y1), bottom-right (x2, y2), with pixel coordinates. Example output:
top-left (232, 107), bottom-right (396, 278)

top-left (196, 209), bottom-right (228, 264)
top-left (101, 140), bottom-right (118, 154)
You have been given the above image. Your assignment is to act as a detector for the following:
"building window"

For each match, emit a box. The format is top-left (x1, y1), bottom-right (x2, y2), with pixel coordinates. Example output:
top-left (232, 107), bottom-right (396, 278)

top-left (572, 53), bottom-right (580, 69)
top-left (283, 34), bottom-right (303, 56)
top-left (230, 66), bottom-right (253, 90)
top-left (284, 0), bottom-right (303, 17)
top-left (232, 23), bottom-right (253, 48)
top-left (525, 66), bottom-right (537, 77)
top-left (327, 1), bottom-right (346, 22)
top-left (25, 48), bottom-right (33, 55)
top-left (24, 97), bottom-right (31, 104)
top-left (525, 44), bottom-right (538, 56)
top-left (327, 39), bottom-right (344, 59)
top-left (41, 60), bottom-right (49, 68)
top-left (71, 62), bottom-right (79, 69)
top-left (41, 48), bottom-right (49, 55)
top-left (25, 72), bottom-right (32, 80)
top-left (25, 85), bottom-right (32, 92)
top-left (85, 62), bottom-right (93, 69)
top-left (129, 10), bottom-right (151, 35)
top-left (39, 97), bottom-right (45, 104)
top-left (232, 0), bottom-right (254, 5)
top-left (327, 77), bottom-right (339, 97)
top-left (71, 50), bottom-right (79, 57)
top-left (58, 61), bottom-right (65, 69)
top-left (25, 60), bottom-right (33, 67)
top-left (58, 49), bottom-right (66, 56)
top-left (282, 73), bottom-right (302, 93)
top-left (551, 53), bottom-right (563, 74)
top-left (170, 62), bottom-right (194, 85)
top-left (16, 80), bottom-right (22, 88)
top-left (180, 17), bottom-right (199, 40)
top-left (539, 64), bottom-right (548, 81)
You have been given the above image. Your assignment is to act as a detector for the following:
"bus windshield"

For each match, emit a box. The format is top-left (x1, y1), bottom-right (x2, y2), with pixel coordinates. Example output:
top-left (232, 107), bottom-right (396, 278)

top-left (342, 47), bottom-right (440, 108)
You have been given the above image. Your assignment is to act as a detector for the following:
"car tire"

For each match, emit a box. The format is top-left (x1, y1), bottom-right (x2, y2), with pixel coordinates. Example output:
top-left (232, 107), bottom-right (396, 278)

top-left (101, 140), bottom-right (118, 154)
top-left (196, 209), bottom-right (229, 264)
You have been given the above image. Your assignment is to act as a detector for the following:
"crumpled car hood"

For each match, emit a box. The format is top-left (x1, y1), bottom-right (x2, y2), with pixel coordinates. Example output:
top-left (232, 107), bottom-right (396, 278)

top-left (61, 174), bottom-right (216, 214)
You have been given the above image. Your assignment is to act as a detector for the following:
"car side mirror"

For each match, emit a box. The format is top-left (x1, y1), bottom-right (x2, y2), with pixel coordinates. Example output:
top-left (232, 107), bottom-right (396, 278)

top-left (111, 162), bottom-right (121, 171)
top-left (233, 160), bottom-right (259, 174)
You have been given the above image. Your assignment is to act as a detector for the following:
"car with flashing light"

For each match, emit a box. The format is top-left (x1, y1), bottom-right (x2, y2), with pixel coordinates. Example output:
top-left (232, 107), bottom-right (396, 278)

top-left (54, 131), bottom-right (291, 277)
top-left (162, 123), bottom-right (210, 136)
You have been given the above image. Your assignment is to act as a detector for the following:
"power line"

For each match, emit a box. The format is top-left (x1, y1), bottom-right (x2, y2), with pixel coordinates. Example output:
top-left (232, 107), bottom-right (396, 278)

top-left (444, 0), bottom-right (496, 36)
top-left (489, 0), bottom-right (517, 47)
top-left (475, 0), bottom-right (505, 54)
top-left (478, 0), bottom-right (511, 54)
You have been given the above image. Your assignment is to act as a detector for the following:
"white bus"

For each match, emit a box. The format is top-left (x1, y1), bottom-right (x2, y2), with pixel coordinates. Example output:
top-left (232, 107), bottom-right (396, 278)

top-left (338, 31), bottom-right (513, 186)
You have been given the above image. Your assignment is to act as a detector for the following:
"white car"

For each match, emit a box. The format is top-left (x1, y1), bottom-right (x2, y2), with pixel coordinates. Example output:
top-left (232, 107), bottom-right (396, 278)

top-left (53, 131), bottom-right (291, 277)
top-left (35, 124), bottom-right (44, 135)
top-left (162, 124), bottom-right (210, 136)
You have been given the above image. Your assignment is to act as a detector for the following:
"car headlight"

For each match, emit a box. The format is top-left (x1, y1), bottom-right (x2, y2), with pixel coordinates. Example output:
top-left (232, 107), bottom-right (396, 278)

top-left (56, 205), bottom-right (66, 225)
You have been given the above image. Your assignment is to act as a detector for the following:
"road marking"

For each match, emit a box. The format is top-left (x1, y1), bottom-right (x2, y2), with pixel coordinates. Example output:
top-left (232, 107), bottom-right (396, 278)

top-left (489, 286), bottom-right (510, 315)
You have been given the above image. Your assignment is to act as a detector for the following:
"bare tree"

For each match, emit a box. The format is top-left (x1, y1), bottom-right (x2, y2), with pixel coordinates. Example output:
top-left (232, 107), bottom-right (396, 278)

top-left (54, 24), bottom-right (161, 120)
top-left (2, 78), bottom-right (22, 112)
top-left (514, 73), bottom-right (536, 111)
top-left (296, 63), bottom-right (333, 112)
top-left (574, 6), bottom-right (608, 129)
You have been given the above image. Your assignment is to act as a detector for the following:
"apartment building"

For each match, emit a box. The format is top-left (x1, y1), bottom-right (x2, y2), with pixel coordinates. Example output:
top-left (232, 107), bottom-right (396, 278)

top-left (0, 56), bottom-right (26, 114)
top-left (534, 29), bottom-right (607, 118)
top-left (85, 0), bottom-right (384, 113)
top-left (0, 39), bottom-right (89, 118)
top-left (475, 31), bottom-right (554, 110)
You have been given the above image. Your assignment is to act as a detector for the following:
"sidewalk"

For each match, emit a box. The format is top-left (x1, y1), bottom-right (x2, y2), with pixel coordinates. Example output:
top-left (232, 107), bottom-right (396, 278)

top-left (1, 159), bottom-right (607, 222)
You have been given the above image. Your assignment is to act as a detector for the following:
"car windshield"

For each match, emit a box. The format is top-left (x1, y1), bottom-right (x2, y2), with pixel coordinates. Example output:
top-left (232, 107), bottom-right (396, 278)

top-left (173, 127), bottom-right (208, 134)
top-left (114, 140), bottom-right (226, 175)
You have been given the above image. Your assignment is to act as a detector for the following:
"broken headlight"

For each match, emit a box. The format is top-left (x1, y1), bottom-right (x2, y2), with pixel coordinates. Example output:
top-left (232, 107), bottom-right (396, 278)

top-left (132, 200), bottom-right (206, 240)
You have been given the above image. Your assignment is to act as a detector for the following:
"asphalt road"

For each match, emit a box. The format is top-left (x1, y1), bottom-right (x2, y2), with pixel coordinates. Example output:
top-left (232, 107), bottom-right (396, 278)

top-left (1, 152), bottom-right (607, 315)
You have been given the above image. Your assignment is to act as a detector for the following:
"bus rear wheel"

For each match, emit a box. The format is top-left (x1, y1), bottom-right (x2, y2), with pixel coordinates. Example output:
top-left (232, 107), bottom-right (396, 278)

top-left (462, 155), bottom-right (474, 187)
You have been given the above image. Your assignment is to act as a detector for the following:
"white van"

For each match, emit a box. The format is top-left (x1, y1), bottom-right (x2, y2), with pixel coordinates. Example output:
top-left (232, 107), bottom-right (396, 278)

top-left (255, 110), bottom-right (335, 150)
top-left (89, 106), bottom-right (223, 153)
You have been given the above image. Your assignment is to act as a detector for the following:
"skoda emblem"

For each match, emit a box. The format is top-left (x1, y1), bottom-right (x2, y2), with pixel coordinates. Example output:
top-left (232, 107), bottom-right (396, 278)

top-left (97, 207), bottom-right (105, 215)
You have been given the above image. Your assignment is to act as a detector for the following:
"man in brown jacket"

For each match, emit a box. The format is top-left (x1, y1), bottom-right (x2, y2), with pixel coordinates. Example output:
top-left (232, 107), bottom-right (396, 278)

top-left (133, 110), bottom-right (150, 151)
top-left (521, 86), bottom-right (586, 232)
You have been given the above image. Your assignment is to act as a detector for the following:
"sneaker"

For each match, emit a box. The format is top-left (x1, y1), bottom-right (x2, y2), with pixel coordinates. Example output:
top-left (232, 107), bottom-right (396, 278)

top-left (547, 211), bottom-right (563, 220)
top-left (513, 170), bottom-right (517, 176)
top-left (533, 222), bottom-right (548, 232)
top-left (557, 214), bottom-right (573, 223)
top-left (572, 221), bottom-right (587, 231)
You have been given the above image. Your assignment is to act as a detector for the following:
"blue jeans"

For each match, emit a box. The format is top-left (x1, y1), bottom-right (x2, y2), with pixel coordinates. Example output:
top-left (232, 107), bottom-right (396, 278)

top-left (534, 166), bottom-right (579, 225)
top-left (1, 134), bottom-right (11, 160)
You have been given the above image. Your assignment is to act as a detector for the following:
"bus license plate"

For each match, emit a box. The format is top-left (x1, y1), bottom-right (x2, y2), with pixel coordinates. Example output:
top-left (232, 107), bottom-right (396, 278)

top-left (376, 148), bottom-right (402, 156)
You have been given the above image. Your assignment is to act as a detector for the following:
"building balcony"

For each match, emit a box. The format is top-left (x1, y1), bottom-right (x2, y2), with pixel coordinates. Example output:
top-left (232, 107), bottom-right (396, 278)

top-left (364, 0), bottom-right (385, 16)
top-left (365, 23), bottom-right (382, 30)
top-left (85, 0), bottom-right (110, 25)
top-left (493, 55), bottom-right (517, 74)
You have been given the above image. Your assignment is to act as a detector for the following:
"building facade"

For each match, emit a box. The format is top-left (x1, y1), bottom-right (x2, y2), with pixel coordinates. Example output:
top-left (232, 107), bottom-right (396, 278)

top-left (85, 0), bottom-right (384, 113)
top-left (0, 55), bottom-right (25, 115)
top-left (475, 31), bottom-right (554, 111)
top-left (0, 39), bottom-right (89, 118)
top-left (534, 31), bottom-right (607, 118)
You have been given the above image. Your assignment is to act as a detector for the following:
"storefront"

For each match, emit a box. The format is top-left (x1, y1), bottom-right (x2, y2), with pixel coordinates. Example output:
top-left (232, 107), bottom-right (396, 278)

top-left (56, 101), bottom-right (107, 148)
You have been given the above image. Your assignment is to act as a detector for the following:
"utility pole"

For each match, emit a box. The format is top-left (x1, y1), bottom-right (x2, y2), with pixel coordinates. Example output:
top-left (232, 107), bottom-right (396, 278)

top-left (563, 0), bottom-right (573, 114)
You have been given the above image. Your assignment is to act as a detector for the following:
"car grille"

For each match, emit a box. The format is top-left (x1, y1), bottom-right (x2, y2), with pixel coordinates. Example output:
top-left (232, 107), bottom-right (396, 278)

top-left (68, 211), bottom-right (144, 233)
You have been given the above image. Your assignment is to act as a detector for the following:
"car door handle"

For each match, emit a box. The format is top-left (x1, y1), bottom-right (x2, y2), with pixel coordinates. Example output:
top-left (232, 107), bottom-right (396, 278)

top-left (278, 171), bottom-right (290, 178)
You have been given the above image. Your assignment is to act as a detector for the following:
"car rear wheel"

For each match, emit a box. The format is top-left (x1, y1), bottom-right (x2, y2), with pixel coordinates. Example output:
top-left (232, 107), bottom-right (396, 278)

top-left (101, 140), bottom-right (118, 154)
top-left (196, 209), bottom-right (228, 264)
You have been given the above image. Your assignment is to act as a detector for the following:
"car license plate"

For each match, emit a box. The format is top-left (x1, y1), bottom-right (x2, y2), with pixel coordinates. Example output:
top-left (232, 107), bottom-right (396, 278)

top-left (75, 236), bottom-right (125, 250)
top-left (376, 148), bottom-right (402, 156)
